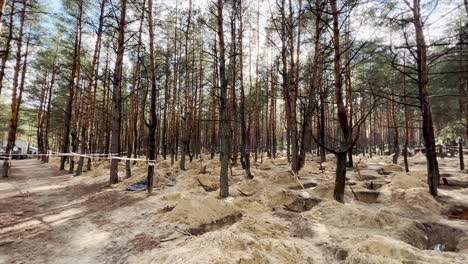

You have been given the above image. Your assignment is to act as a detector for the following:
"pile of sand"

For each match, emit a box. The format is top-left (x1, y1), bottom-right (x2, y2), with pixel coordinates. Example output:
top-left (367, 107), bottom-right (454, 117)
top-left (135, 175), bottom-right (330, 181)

top-left (344, 235), bottom-right (467, 264)
top-left (309, 201), bottom-right (401, 230)
top-left (155, 160), bottom-right (172, 169)
top-left (166, 196), bottom-right (241, 227)
top-left (408, 152), bottom-right (427, 165)
top-left (384, 164), bottom-right (404, 172)
top-left (386, 172), bottom-right (426, 190)
top-left (381, 172), bottom-right (442, 216)
top-left (193, 174), bottom-right (219, 192)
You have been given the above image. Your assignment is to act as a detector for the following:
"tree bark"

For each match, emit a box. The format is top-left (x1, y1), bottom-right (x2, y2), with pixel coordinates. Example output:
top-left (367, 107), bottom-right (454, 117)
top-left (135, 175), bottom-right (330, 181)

top-left (0, 0), bottom-right (15, 98)
top-left (217, 0), bottom-right (231, 198)
top-left (76, 0), bottom-right (107, 176)
top-left (331, 0), bottom-right (350, 203)
top-left (180, 0), bottom-right (192, 171)
top-left (147, 0), bottom-right (157, 193)
top-left (238, 0), bottom-right (252, 179)
top-left (60, 0), bottom-right (83, 170)
top-left (3, 8), bottom-right (30, 177)
top-left (406, 0), bottom-right (439, 196)
top-left (109, 0), bottom-right (128, 184)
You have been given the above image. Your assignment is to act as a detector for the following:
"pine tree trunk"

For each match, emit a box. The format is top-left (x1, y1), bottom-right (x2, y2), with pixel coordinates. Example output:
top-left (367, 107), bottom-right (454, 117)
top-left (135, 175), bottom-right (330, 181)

top-left (3, 0), bottom-right (28, 177)
top-left (109, 0), bottom-right (127, 184)
top-left (76, 0), bottom-right (107, 176)
top-left (408, 0), bottom-right (439, 196)
top-left (147, 0), bottom-right (157, 193)
top-left (217, 0), bottom-right (230, 198)
top-left (60, 0), bottom-right (83, 171)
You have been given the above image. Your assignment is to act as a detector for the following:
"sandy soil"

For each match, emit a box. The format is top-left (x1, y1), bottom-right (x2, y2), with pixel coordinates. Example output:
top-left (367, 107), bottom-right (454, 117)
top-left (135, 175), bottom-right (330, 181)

top-left (0, 154), bottom-right (468, 263)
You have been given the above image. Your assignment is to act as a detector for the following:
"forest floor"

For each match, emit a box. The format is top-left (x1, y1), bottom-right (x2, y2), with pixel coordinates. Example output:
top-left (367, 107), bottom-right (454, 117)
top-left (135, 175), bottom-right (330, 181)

top-left (0, 153), bottom-right (468, 263)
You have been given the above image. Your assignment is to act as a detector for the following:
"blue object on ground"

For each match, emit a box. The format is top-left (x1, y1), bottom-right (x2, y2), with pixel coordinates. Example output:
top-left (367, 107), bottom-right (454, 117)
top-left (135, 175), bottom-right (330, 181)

top-left (432, 244), bottom-right (445, 252)
top-left (127, 181), bottom-right (147, 191)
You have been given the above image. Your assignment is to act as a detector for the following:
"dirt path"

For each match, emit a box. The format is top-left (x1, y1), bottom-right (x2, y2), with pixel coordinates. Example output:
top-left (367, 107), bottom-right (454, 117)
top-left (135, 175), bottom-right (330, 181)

top-left (0, 159), bottom-right (150, 264)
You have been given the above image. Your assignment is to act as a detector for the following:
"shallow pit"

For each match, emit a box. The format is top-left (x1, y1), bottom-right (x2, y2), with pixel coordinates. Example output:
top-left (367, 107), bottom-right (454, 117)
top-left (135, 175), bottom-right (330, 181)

top-left (289, 181), bottom-right (318, 190)
top-left (354, 191), bottom-right (380, 203)
top-left (401, 222), bottom-right (465, 252)
top-left (440, 173), bottom-right (453, 178)
top-left (284, 197), bottom-right (321, 212)
top-left (186, 213), bottom-right (242, 236)
top-left (440, 179), bottom-right (468, 190)
top-left (447, 205), bottom-right (468, 221)
top-left (377, 168), bottom-right (392, 176)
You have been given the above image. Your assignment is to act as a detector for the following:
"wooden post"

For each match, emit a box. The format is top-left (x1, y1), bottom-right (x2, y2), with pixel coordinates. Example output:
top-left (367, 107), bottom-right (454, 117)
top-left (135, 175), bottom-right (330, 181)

top-left (459, 139), bottom-right (465, 171)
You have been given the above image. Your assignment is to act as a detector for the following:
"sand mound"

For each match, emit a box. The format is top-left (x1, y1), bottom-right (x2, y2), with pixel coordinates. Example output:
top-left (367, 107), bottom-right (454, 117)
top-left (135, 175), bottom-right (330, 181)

top-left (386, 172), bottom-right (427, 190)
top-left (194, 174), bottom-right (219, 192)
top-left (344, 235), bottom-right (448, 264)
top-left (236, 179), bottom-right (261, 196)
top-left (383, 164), bottom-right (404, 173)
top-left (257, 160), bottom-right (274, 170)
top-left (381, 172), bottom-right (442, 215)
top-left (155, 160), bottom-right (172, 169)
top-left (273, 158), bottom-right (289, 166)
top-left (138, 229), bottom-right (316, 264)
top-left (166, 196), bottom-right (241, 227)
top-left (310, 201), bottom-right (401, 229)
top-left (297, 163), bottom-right (321, 177)
top-left (409, 152), bottom-right (427, 165)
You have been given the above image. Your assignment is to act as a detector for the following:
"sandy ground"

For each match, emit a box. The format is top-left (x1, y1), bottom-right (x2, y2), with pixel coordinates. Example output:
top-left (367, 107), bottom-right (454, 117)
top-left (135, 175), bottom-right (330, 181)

top-left (0, 154), bottom-right (468, 263)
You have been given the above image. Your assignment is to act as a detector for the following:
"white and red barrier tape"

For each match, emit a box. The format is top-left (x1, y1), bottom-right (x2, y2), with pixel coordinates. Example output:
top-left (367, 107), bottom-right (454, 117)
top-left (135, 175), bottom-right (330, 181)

top-left (2, 151), bottom-right (157, 166)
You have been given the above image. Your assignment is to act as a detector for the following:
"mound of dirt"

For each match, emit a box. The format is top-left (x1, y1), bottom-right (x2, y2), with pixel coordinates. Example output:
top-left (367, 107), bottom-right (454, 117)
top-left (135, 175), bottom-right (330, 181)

top-left (344, 235), bottom-right (466, 264)
top-left (166, 196), bottom-right (241, 228)
top-left (257, 160), bottom-right (274, 170)
top-left (382, 187), bottom-right (442, 216)
top-left (137, 228), bottom-right (316, 264)
top-left (409, 152), bottom-right (427, 165)
top-left (384, 164), bottom-right (404, 172)
top-left (194, 174), bottom-right (219, 192)
top-left (155, 160), bottom-right (172, 169)
top-left (386, 172), bottom-right (427, 190)
top-left (236, 179), bottom-right (261, 196)
top-left (310, 201), bottom-right (401, 229)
